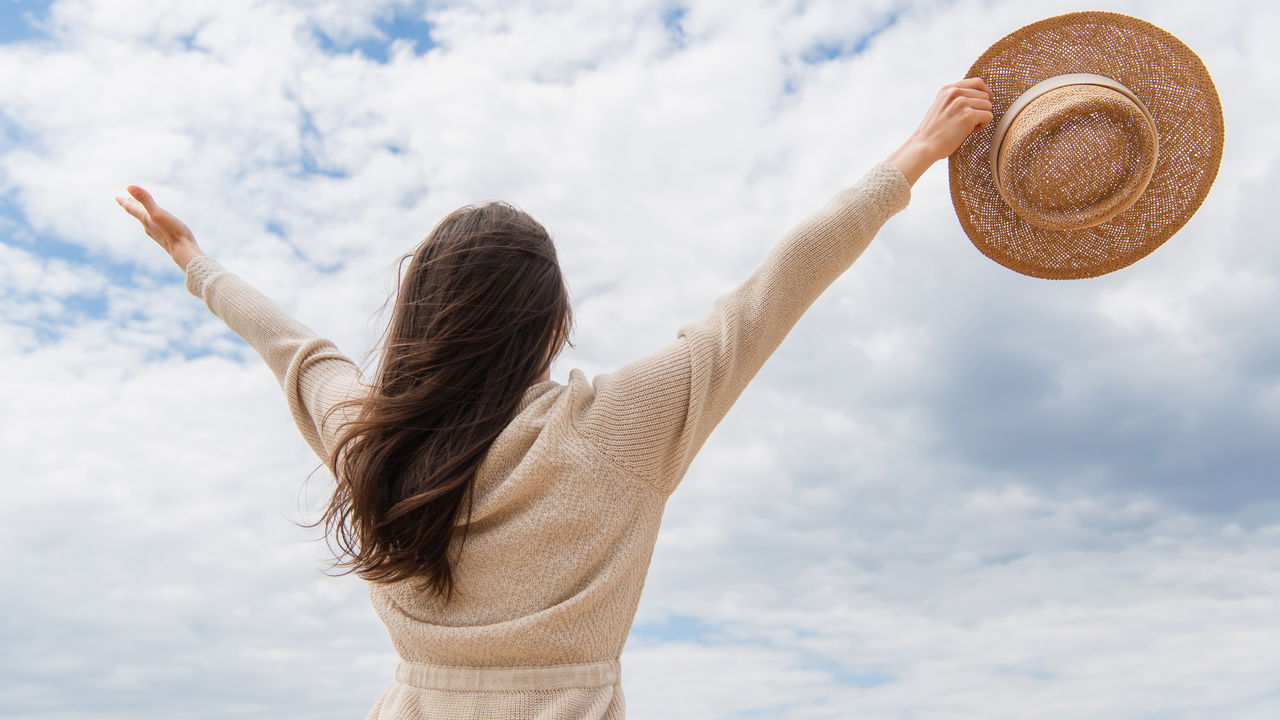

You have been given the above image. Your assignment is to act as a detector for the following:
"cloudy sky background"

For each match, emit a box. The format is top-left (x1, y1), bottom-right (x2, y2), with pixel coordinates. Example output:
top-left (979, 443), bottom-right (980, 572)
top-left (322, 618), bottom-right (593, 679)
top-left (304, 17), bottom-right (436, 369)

top-left (2, 0), bottom-right (1277, 717)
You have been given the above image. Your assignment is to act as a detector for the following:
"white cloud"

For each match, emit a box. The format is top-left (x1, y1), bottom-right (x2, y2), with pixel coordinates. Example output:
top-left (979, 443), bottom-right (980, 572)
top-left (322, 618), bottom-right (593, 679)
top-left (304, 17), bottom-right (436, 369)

top-left (2, 0), bottom-right (1279, 717)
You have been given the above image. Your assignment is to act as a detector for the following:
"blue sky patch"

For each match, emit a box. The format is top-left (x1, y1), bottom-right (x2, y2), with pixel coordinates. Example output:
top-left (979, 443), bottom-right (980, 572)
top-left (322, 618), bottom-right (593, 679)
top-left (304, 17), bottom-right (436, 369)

top-left (826, 665), bottom-right (894, 688)
top-left (662, 5), bottom-right (687, 48)
top-left (0, 0), bottom-right (54, 45)
top-left (312, 8), bottom-right (436, 64)
top-left (631, 612), bottom-right (723, 643)
top-left (0, 194), bottom-right (189, 337)
top-left (2, 202), bottom-right (142, 292)
top-left (294, 103), bottom-right (348, 180)
top-left (802, 9), bottom-right (901, 64)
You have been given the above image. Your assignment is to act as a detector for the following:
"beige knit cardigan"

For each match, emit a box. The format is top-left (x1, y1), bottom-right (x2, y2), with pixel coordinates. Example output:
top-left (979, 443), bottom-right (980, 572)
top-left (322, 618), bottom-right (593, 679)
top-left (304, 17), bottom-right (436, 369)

top-left (185, 161), bottom-right (911, 719)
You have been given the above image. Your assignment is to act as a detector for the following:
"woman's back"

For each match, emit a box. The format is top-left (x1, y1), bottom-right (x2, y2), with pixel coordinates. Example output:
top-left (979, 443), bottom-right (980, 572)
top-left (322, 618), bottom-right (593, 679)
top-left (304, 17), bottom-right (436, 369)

top-left (116, 71), bottom-right (994, 716)
top-left (182, 160), bottom-right (911, 718)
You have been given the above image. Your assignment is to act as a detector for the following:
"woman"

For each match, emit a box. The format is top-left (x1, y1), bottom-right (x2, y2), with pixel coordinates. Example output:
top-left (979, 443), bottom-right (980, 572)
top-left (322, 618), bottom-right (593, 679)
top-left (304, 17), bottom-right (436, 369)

top-left (116, 78), bottom-right (992, 719)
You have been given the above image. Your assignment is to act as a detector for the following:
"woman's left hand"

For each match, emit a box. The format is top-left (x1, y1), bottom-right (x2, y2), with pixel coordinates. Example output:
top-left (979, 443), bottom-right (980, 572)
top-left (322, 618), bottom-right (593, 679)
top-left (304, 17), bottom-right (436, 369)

top-left (115, 185), bottom-right (206, 270)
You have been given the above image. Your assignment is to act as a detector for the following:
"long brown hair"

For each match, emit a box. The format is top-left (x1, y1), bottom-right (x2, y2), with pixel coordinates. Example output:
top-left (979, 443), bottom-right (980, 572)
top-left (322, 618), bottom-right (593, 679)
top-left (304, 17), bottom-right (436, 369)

top-left (317, 202), bottom-right (573, 603)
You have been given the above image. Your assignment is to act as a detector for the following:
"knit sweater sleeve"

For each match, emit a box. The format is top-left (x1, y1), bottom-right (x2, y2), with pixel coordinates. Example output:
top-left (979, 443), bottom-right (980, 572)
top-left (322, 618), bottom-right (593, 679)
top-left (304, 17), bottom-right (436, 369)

top-left (184, 257), bottom-right (366, 467)
top-left (572, 161), bottom-right (912, 497)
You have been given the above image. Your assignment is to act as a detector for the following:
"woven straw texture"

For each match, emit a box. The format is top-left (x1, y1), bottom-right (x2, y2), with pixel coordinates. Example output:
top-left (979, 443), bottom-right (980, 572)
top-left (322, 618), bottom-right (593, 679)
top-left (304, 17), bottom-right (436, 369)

top-left (949, 11), bottom-right (1224, 279)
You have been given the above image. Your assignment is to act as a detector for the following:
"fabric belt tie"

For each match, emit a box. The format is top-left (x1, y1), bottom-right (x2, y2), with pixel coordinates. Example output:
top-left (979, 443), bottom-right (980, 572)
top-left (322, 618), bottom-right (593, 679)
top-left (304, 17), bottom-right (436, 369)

top-left (395, 659), bottom-right (621, 691)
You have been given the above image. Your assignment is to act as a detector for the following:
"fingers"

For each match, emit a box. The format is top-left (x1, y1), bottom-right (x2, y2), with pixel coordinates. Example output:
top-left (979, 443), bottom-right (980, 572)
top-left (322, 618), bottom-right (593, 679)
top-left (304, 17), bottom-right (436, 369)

top-left (957, 96), bottom-right (993, 111)
top-left (127, 185), bottom-right (161, 214)
top-left (943, 92), bottom-right (992, 128)
top-left (954, 76), bottom-right (991, 95)
top-left (939, 79), bottom-right (993, 113)
top-left (938, 86), bottom-right (992, 112)
top-left (972, 109), bottom-right (995, 132)
top-left (950, 88), bottom-right (992, 102)
top-left (946, 85), bottom-right (993, 131)
top-left (115, 193), bottom-right (149, 222)
top-left (115, 191), bottom-right (165, 248)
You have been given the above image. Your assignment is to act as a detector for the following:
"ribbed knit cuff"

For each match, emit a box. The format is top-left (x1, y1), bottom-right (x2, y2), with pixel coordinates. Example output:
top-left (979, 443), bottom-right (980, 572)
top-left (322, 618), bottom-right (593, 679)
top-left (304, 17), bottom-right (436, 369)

top-left (185, 255), bottom-right (226, 298)
top-left (875, 158), bottom-right (916, 207)
top-left (861, 160), bottom-right (913, 218)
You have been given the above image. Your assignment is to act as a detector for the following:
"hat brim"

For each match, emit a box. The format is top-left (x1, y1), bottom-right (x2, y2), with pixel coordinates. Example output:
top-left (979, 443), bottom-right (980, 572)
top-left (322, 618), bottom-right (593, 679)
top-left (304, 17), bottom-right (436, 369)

top-left (948, 11), bottom-right (1225, 280)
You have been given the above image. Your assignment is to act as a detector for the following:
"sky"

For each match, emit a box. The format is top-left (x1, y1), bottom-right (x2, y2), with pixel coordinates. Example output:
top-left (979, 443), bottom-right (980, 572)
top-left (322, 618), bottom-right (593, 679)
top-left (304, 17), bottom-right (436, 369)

top-left (1, 0), bottom-right (1278, 718)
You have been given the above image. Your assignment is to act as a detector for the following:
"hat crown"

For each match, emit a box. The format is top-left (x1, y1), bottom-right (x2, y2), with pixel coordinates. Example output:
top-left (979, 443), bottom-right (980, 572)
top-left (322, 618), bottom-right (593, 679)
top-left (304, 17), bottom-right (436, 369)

top-left (991, 74), bottom-right (1159, 232)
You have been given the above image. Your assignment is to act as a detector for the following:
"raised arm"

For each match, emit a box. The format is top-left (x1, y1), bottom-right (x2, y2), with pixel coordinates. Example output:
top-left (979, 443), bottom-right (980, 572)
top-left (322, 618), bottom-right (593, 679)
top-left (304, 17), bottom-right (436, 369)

top-left (569, 78), bottom-right (994, 497)
top-left (183, 257), bottom-right (365, 465)
top-left (115, 187), bottom-right (365, 466)
top-left (571, 161), bottom-right (910, 497)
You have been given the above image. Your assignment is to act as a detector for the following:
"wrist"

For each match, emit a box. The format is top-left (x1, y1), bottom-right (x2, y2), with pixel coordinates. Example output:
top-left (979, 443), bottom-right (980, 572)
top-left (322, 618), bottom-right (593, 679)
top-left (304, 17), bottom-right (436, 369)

top-left (173, 240), bottom-right (206, 271)
top-left (886, 137), bottom-right (938, 187)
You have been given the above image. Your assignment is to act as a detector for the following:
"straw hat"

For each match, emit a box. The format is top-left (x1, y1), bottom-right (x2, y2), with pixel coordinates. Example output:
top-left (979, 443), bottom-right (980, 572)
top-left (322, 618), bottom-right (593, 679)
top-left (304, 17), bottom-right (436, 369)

top-left (948, 11), bottom-right (1224, 279)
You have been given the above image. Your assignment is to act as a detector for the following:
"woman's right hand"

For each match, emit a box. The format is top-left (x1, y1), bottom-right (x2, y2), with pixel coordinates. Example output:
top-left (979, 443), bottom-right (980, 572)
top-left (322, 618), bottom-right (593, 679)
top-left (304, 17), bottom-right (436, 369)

top-left (887, 77), bottom-right (994, 186)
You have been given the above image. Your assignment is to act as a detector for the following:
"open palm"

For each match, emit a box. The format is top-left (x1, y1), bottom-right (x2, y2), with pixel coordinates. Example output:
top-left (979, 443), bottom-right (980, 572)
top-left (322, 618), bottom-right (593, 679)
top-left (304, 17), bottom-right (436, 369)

top-left (115, 185), bottom-right (205, 269)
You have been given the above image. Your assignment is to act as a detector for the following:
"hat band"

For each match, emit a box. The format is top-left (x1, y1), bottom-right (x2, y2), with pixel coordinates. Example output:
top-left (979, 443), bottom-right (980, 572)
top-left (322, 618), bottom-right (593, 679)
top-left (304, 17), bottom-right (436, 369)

top-left (989, 73), bottom-right (1160, 229)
